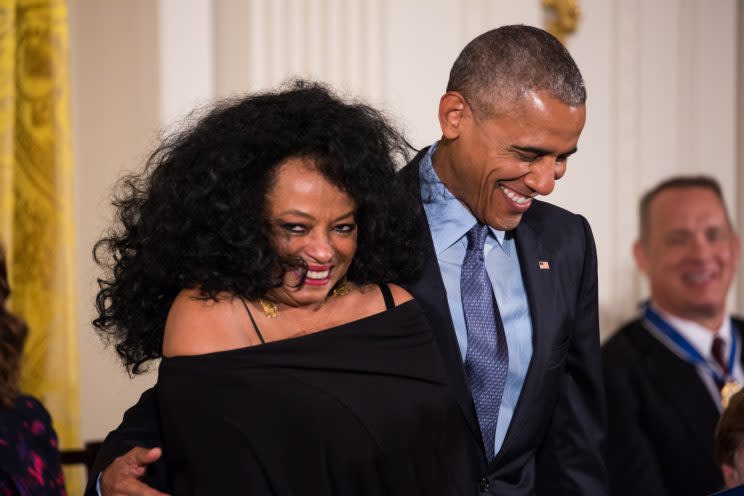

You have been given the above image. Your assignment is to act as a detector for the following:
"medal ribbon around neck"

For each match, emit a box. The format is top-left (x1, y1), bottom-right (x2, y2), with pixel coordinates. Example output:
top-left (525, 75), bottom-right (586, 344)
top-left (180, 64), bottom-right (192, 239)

top-left (643, 303), bottom-right (737, 386)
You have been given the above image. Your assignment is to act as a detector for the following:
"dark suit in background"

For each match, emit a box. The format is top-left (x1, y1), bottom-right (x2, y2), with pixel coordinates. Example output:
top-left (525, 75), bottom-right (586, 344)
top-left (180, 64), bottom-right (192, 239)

top-left (603, 318), bottom-right (744, 496)
top-left (601, 175), bottom-right (742, 496)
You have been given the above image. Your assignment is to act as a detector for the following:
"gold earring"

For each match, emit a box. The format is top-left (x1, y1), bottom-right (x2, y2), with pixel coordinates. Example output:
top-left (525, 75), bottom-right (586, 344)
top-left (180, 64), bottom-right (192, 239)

top-left (331, 277), bottom-right (351, 297)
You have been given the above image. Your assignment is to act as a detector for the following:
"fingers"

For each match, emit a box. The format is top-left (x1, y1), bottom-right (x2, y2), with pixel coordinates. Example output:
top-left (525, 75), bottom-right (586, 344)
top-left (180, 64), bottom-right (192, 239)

top-left (130, 446), bottom-right (162, 465)
top-left (100, 447), bottom-right (169, 496)
top-left (110, 477), bottom-right (170, 496)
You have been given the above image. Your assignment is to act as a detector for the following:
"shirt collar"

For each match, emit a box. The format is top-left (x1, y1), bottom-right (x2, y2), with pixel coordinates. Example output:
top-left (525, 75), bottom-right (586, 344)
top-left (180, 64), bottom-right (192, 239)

top-left (651, 301), bottom-right (732, 360)
top-left (419, 142), bottom-right (505, 255)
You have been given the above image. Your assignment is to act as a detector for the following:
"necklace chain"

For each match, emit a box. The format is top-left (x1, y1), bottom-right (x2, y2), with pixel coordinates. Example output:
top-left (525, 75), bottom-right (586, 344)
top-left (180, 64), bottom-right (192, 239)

top-left (258, 278), bottom-right (351, 318)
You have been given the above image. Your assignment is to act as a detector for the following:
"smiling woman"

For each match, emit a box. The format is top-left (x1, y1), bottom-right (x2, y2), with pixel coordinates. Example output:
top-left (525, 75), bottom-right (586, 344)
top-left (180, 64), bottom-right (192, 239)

top-left (91, 81), bottom-right (477, 495)
top-left (263, 157), bottom-right (358, 309)
top-left (94, 81), bottom-right (422, 369)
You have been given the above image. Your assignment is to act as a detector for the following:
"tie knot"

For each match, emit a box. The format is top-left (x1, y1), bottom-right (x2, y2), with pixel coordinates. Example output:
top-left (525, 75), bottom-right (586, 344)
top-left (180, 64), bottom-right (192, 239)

top-left (712, 336), bottom-right (727, 371)
top-left (466, 223), bottom-right (489, 251)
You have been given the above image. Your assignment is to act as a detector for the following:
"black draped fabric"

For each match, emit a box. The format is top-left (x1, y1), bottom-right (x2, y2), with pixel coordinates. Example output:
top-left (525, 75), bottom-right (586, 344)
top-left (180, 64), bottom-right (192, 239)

top-left (156, 300), bottom-right (477, 495)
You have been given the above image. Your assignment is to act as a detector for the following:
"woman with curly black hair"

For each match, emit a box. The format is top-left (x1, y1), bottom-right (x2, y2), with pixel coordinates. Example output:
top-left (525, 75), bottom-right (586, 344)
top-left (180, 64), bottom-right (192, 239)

top-left (92, 81), bottom-right (475, 495)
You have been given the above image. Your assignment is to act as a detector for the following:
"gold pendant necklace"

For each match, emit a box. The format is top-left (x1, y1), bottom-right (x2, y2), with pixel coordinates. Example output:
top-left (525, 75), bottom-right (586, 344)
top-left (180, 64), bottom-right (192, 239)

top-left (258, 278), bottom-right (352, 318)
top-left (258, 298), bottom-right (278, 318)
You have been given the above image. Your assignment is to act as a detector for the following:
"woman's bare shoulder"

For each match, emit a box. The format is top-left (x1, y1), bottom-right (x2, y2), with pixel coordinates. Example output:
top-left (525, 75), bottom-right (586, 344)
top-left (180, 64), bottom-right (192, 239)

top-left (356, 283), bottom-right (413, 308)
top-left (387, 284), bottom-right (414, 306)
top-left (162, 289), bottom-right (253, 356)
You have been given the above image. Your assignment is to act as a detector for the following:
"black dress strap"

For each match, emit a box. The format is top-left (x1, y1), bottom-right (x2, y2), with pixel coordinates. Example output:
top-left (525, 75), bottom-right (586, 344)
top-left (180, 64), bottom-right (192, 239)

top-left (240, 299), bottom-right (266, 344)
top-left (378, 283), bottom-right (395, 310)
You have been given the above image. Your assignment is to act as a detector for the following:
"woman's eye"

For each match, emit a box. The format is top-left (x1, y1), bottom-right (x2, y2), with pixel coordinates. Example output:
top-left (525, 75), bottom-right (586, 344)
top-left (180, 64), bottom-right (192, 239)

top-left (280, 223), bottom-right (307, 234)
top-left (334, 223), bottom-right (356, 233)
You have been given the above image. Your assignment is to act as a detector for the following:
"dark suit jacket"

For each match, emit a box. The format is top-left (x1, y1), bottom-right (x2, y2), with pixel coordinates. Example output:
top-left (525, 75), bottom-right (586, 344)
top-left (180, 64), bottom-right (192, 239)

top-left (602, 316), bottom-right (744, 496)
top-left (86, 149), bottom-right (607, 495)
top-left (397, 149), bottom-right (607, 495)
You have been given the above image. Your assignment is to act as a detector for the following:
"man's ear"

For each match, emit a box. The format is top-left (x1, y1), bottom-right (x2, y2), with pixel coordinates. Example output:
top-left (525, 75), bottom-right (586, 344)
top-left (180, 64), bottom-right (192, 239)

top-left (438, 92), bottom-right (467, 140)
top-left (633, 239), bottom-right (650, 276)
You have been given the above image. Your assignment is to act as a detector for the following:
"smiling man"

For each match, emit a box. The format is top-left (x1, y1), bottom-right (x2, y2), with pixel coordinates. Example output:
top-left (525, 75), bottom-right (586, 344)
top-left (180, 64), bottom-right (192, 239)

top-left (395, 25), bottom-right (606, 494)
top-left (602, 176), bottom-right (743, 496)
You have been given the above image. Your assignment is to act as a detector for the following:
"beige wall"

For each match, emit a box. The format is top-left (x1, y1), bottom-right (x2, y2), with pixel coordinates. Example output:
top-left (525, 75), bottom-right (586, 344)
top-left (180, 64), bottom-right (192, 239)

top-left (68, 0), bottom-right (741, 443)
top-left (69, 0), bottom-right (161, 443)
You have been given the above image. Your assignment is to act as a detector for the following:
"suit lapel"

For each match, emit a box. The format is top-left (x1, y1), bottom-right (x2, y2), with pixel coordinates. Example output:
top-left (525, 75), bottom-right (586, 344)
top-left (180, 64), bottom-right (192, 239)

top-left (513, 218), bottom-right (551, 358)
top-left (639, 326), bottom-right (720, 436)
top-left (408, 221), bottom-right (481, 438)
top-left (491, 216), bottom-right (553, 461)
top-left (398, 155), bottom-right (481, 441)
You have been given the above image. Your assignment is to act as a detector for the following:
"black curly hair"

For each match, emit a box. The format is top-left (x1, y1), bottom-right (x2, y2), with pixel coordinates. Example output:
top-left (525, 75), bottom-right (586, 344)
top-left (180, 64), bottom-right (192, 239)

top-left (93, 80), bottom-right (422, 374)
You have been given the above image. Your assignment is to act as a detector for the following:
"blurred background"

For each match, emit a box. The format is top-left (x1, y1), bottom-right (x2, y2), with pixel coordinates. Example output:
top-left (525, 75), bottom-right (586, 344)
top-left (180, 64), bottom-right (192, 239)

top-left (1, 0), bottom-right (742, 488)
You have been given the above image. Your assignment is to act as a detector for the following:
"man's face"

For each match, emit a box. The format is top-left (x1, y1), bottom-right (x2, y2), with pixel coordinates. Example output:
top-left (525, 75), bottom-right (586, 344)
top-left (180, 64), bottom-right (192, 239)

top-left (434, 90), bottom-right (585, 230)
top-left (634, 187), bottom-right (740, 328)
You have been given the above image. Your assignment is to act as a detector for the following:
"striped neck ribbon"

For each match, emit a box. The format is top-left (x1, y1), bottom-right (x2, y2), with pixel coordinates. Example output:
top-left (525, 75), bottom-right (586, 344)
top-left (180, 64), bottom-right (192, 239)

top-left (643, 303), bottom-right (737, 385)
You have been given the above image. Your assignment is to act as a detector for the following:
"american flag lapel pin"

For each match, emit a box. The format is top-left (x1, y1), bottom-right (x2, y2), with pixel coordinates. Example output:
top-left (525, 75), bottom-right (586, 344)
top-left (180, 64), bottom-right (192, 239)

top-left (538, 260), bottom-right (550, 270)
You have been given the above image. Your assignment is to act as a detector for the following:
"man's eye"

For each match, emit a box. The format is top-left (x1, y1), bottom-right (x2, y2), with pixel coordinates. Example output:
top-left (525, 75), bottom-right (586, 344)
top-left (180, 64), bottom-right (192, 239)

top-left (334, 223), bottom-right (356, 233)
top-left (706, 228), bottom-right (725, 243)
top-left (666, 234), bottom-right (689, 245)
top-left (518, 154), bottom-right (539, 163)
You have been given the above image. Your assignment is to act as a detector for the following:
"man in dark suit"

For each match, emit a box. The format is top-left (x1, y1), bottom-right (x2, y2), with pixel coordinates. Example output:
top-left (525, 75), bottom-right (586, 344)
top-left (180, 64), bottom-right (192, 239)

top-left (91, 25), bottom-right (607, 495)
top-left (603, 176), bottom-right (742, 496)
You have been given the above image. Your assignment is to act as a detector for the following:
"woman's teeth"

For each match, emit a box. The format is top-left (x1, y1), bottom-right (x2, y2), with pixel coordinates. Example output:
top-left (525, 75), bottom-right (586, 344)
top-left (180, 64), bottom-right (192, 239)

top-left (306, 269), bottom-right (330, 280)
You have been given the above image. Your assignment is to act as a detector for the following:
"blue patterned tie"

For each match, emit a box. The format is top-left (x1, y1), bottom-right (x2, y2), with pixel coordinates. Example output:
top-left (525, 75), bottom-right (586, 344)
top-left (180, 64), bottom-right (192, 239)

top-left (461, 223), bottom-right (509, 461)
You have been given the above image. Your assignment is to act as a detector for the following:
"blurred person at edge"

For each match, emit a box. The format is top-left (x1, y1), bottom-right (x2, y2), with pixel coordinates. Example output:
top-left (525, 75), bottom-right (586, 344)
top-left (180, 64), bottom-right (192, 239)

top-left (715, 389), bottom-right (744, 492)
top-left (0, 246), bottom-right (67, 495)
top-left (603, 176), bottom-right (743, 496)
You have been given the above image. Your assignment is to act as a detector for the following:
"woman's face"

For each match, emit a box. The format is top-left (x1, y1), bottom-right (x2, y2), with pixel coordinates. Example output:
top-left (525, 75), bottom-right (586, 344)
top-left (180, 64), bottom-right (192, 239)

top-left (264, 157), bottom-right (357, 309)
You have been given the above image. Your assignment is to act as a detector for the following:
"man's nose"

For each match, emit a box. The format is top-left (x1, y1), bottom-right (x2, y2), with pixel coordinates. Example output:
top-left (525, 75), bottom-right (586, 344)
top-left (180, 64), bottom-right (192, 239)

top-left (689, 235), bottom-right (713, 259)
top-left (524, 158), bottom-right (556, 196)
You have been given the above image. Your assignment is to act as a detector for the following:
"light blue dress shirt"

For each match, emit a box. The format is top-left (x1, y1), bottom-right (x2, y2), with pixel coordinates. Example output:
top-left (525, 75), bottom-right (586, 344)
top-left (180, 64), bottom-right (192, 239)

top-left (419, 143), bottom-right (533, 457)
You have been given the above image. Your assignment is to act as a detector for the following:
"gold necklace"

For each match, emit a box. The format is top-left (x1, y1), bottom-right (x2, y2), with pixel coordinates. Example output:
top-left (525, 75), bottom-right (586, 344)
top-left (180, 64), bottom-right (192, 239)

top-left (259, 298), bottom-right (278, 318)
top-left (258, 278), bottom-right (352, 318)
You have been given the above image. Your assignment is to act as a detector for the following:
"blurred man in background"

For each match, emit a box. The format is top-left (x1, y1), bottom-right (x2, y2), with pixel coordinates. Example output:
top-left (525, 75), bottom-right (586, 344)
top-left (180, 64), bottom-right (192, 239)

top-left (603, 176), bottom-right (742, 495)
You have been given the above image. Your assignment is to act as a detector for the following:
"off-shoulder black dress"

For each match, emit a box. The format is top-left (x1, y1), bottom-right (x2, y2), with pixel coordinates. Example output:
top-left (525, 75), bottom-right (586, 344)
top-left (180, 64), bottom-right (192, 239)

top-left (156, 285), bottom-right (476, 495)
